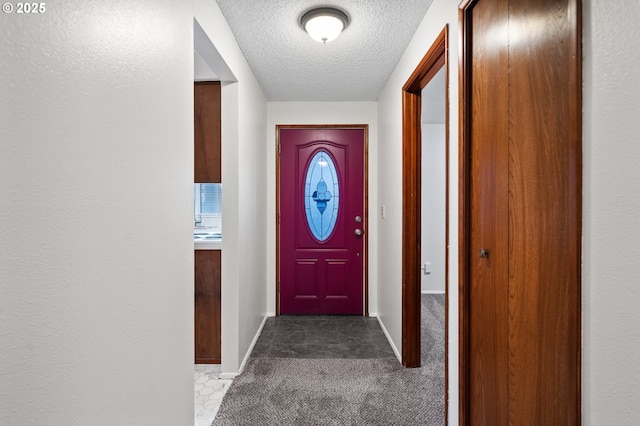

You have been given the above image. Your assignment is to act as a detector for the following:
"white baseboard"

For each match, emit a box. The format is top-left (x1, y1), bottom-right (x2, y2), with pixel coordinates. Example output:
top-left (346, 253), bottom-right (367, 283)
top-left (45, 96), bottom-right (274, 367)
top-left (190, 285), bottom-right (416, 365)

top-left (421, 290), bottom-right (445, 295)
top-left (374, 315), bottom-right (401, 363)
top-left (219, 314), bottom-right (269, 380)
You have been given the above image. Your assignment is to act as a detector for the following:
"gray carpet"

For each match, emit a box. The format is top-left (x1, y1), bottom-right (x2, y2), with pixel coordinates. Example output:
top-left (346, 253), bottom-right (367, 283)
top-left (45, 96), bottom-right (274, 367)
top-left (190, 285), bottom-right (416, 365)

top-left (422, 294), bottom-right (445, 366)
top-left (213, 295), bottom-right (445, 425)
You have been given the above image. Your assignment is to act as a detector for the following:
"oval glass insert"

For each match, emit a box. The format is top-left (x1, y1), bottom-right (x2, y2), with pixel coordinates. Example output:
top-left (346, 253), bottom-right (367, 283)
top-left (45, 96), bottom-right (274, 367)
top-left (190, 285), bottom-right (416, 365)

top-left (304, 150), bottom-right (340, 241)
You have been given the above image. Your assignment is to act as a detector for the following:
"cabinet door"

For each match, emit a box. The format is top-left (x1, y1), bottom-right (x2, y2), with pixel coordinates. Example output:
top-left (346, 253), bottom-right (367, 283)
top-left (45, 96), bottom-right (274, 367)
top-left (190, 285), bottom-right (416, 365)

top-left (195, 250), bottom-right (221, 364)
top-left (194, 82), bottom-right (221, 182)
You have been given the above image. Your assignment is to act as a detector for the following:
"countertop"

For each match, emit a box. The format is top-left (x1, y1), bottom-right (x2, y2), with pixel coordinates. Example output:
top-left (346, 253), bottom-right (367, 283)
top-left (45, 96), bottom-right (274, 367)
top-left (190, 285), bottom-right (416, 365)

top-left (194, 228), bottom-right (221, 250)
top-left (194, 240), bottom-right (221, 250)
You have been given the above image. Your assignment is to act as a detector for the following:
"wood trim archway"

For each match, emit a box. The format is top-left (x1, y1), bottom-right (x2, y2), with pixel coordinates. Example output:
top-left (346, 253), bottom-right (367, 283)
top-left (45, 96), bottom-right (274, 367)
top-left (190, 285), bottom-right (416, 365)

top-left (401, 25), bottom-right (449, 376)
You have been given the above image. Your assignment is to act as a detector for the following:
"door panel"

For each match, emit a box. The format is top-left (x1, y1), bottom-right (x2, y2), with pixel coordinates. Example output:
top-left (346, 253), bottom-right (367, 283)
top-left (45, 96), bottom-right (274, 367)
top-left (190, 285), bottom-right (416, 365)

top-left (507, 0), bottom-right (580, 423)
top-left (326, 259), bottom-right (349, 298)
top-left (279, 128), bottom-right (364, 315)
top-left (294, 260), bottom-right (319, 297)
top-left (469, 0), bottom-right (509, 423)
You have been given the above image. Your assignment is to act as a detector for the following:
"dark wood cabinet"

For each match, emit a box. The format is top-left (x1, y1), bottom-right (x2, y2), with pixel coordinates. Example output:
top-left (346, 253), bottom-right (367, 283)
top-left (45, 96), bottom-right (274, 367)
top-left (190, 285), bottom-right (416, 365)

top-left (194, 81), bottom-right (221, 183)
top-left (194, 250), bottom-right (221, 364)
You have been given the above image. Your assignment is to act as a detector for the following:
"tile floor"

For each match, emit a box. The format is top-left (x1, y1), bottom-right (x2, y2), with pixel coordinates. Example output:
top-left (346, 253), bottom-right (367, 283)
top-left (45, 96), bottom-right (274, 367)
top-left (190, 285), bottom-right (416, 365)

top-left (251, 315), bottom-right (396, 359)
top-left (194, 364), bottom-right (232, 426)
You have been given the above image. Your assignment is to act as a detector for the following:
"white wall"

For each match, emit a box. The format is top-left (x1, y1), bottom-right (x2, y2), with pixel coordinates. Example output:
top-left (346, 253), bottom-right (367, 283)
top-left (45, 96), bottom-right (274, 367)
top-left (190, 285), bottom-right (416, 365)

top-left (582, 1), bottom-right (640, 424)
top-left (0, 1), bottom-right (194, 424)
top-left (376, 0), bottom-right (460, 421)
top-left (421, 123), bottom-right (446, 293)
top-left (194, 0), bottom-right (268, 376)
top-left (266, 102), bottom-right (378, 315)
top-left (421, 67), bottom-right (447, 294)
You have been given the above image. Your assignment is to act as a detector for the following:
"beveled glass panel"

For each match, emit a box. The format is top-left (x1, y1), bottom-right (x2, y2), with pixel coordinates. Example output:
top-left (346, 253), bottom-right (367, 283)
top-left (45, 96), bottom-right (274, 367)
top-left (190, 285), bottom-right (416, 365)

top-left (304, 150), bottom-right (339, 241)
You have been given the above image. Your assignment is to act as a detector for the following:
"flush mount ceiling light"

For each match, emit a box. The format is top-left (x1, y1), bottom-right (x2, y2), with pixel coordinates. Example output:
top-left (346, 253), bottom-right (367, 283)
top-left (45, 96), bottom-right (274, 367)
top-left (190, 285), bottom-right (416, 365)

top-left (300, 7), bottom-right (349, 43)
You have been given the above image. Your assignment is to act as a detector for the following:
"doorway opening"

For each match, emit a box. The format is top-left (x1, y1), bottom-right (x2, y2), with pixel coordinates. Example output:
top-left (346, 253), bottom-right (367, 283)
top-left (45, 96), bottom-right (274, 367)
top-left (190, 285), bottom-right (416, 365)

top-left (420, 66), bottom-right (447, 373)
top-left (401, 23), bottom-right (449, 384)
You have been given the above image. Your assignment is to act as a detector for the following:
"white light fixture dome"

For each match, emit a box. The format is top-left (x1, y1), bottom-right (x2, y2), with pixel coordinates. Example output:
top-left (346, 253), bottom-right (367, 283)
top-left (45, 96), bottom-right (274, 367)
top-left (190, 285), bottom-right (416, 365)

top-left (300, 7), bottom-right (349, 43)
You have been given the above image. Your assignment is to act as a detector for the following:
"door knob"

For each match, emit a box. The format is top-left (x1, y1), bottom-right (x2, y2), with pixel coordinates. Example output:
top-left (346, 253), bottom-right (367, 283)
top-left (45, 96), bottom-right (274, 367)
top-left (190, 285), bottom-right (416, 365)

top-left (479, 248), bottom-right (488, 259)
top-left (354, 229), bottom-right (363, 236)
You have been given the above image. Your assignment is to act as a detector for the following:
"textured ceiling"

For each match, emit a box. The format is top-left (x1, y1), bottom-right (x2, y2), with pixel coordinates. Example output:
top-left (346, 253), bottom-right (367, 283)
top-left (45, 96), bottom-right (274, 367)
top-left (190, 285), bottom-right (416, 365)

top-left (215, 0), bottom-right (434, 102)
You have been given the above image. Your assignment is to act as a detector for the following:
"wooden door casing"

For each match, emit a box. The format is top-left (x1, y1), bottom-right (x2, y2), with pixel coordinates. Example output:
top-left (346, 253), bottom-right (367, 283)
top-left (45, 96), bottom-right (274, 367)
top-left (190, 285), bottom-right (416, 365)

top-left (401, 27), bottom-right (449, 369)
top-left (459, 0), bottom-right (582, 423)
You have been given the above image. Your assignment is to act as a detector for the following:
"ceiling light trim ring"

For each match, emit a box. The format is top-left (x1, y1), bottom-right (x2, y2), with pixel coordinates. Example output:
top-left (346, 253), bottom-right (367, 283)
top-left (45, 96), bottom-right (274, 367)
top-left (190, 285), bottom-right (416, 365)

top-left (300, 7), bottom-right (350, 43)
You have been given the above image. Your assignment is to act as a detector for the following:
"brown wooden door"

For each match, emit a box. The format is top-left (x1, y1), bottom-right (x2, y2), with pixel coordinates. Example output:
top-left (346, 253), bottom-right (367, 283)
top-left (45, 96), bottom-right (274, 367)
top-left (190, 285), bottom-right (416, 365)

top-left (463, 0), bottom-right (581, 423)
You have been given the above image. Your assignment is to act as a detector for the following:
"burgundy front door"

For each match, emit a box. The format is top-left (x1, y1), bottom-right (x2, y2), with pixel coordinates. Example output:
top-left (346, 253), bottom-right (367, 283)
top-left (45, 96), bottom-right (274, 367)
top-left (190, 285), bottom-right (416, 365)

top-left (279, 127), bottom-right (365, 315)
